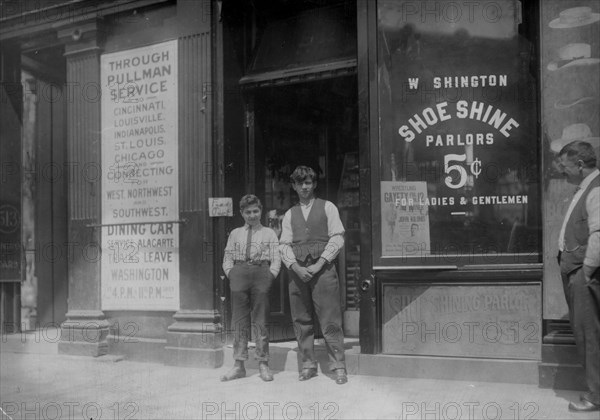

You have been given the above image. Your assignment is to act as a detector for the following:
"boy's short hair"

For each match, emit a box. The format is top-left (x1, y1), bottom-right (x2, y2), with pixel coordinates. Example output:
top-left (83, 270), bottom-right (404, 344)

top-left (290, 166), bottom-right (317, 184)
top-left (239, 194), bottom-right (262, 211)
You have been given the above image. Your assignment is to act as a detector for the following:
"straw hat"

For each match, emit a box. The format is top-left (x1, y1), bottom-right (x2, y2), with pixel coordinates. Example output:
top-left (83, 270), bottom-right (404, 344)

top-left (550, 123), bottom-right (600, 152)
top-left (547, 43), bottom-right (600, 71)
top-left (549, 7), bottom-right (600, 29)
top-left (554, 96), bottom-right (596, 109)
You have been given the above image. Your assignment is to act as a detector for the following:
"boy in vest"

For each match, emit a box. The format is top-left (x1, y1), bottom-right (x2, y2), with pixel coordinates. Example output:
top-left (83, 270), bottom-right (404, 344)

top-left (221, 194), bottom-right (281, 382)
top-left (556, 141), bottom-right (600, 412)
top-left (279, 166), bottom-right (348, 384)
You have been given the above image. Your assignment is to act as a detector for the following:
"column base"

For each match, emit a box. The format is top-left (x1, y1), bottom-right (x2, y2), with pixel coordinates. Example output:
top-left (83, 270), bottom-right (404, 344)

top-left (164, 310), bottom-right (225, 368)
top-left (109, 335), bottom-right (167, 364)
top-left (58, 310), bottom-right (109, 357)
top-left (164, 345), bottom-right (224, 368)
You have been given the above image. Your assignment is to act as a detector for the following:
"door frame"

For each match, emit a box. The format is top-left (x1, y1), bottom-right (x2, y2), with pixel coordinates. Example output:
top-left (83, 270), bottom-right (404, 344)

top-left (22, 50), bottom-right (69, 329)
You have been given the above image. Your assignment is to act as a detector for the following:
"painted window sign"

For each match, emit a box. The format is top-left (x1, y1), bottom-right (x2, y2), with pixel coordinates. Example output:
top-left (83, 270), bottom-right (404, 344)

top-left (377, 0), bottom-right (540, 263)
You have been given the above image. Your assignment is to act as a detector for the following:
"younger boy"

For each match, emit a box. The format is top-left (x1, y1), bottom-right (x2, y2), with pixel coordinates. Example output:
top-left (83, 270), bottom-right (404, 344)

top-left (222, 194), bottom-right (281, 381)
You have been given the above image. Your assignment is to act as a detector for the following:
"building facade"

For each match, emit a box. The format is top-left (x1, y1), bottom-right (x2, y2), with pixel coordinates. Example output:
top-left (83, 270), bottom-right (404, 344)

top-left (1, 0), bottom-right (598, 388)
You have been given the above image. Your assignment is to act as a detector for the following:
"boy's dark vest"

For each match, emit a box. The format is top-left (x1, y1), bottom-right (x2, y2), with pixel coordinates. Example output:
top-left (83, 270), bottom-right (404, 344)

top-left (291, 198), bottom-right (330, 262)
top-left (560, 174), bottom-right (600, 276)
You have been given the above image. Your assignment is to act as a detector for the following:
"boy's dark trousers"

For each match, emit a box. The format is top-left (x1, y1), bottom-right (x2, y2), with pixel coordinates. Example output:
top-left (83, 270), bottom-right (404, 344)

top-left (228, 261), bottom-right (273, 362)
top-left (287, 257), bottom-right (346, 371)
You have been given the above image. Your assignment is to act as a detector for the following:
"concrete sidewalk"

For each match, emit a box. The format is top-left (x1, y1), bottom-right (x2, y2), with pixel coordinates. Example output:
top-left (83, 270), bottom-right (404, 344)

top-left (2, 347), bottom-right (599, 420)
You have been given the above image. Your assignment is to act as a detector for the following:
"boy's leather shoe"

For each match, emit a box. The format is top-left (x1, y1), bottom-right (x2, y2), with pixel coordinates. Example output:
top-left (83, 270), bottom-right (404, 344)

top-left (220, 366), bottom-right (246, 382)
top-left (259, 363), bottom-right (273, 382)
top-left (334, 368), bottom-right (348, 385)
top-left (568, 399), bottom-right (600, 412)
top-left (298, 368), bottom-right (318, 381)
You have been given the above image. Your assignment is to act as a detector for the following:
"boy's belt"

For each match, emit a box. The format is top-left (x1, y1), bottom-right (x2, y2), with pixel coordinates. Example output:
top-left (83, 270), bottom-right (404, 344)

top-left (234, 260), bottom-right (270, 266)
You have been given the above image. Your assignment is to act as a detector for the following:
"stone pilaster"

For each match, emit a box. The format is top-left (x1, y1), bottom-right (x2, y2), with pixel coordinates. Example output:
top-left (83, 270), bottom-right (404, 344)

top-left (165, 309), bottom-right (224, 367)
top-left (163, 11), bottom-right (225, 368)
top-left (56, 20), bottom-right (108, 357)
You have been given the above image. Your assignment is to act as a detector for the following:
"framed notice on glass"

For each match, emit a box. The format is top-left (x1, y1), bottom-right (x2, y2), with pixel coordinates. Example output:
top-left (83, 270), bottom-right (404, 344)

top-left (374, 0), bottom-right (541, 267)
top-left (381, 181), bottom-right (431, 257)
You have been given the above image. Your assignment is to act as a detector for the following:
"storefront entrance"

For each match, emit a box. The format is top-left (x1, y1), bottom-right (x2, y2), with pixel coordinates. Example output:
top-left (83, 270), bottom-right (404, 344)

top-left (245, 76), bottom-right (359, 340)
top-left (0, 44), bottom-right (68, 332)
top-left (21, 46), bottom-right (69, 330)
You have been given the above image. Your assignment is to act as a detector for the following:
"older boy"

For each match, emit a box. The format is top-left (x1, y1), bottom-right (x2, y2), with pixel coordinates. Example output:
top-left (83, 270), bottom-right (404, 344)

top-left (279, 166), bottom-right (348, 384)
top-left (222, 194), bottom-right (281, 382)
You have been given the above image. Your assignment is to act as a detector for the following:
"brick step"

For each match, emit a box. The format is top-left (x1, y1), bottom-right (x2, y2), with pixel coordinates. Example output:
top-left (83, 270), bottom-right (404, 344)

top-left (538, 362), bottom-right (586, 391)
top-left (541, 343), bottom-right (581, 365)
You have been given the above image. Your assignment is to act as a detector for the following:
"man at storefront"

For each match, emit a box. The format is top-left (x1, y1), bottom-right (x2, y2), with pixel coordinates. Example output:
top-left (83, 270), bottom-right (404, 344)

top-left (221, 194), bottom-right (281, 382)
top-left (279, 166), bottom-right (348, 384)
top-left (556, 141), bottom-right (600, 412)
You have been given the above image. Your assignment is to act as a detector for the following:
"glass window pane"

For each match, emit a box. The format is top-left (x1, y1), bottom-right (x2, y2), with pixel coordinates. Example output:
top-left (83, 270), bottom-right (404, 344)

top-left (377, 0), bottom-right (540, 264)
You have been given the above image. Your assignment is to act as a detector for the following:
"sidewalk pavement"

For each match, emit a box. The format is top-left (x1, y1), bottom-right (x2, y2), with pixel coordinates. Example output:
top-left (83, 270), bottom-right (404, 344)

top-left (1, 339), bottom-right (598, 420)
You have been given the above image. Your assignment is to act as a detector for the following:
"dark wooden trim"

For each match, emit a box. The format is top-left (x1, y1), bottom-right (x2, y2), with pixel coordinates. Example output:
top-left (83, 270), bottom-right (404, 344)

top-left (213, 1), bottom-right (226, 326)
top-left (239, 59), bottom-right (357, 88)
top-left (0, 283), bottom-right (21, 333)
top-left (0, 43), bottom-right (23, 290)
top-left (357, 0), bottom-right (377, 354)
top-left (375, 267), bottom-right (543, 282)
top-left (375, 255), bottom-right (542, 268)
top-left (245, 97), bottom-right (255, 194)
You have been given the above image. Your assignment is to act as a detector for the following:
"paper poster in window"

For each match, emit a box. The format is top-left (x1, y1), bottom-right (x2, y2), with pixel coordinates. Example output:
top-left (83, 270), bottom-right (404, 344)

top-left (381, 181), bottom-right (431, 257)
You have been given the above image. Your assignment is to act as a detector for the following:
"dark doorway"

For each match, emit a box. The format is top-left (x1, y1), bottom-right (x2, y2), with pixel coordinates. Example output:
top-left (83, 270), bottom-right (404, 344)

top-left (21, 45), bottom-right (68, 329)
top-left (249, 75), bottom-right (360, 340)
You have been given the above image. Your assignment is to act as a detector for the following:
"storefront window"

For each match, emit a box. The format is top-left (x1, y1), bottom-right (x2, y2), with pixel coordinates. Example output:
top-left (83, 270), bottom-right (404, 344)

top-left (540, 1), bottom-right (600, 317)
top-left (376, 0), bottom-right (540, 266)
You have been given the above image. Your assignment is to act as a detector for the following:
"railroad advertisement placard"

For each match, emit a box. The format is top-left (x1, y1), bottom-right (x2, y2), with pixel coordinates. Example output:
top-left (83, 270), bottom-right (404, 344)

top-left (100, 40), bottom-right (179, 310)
